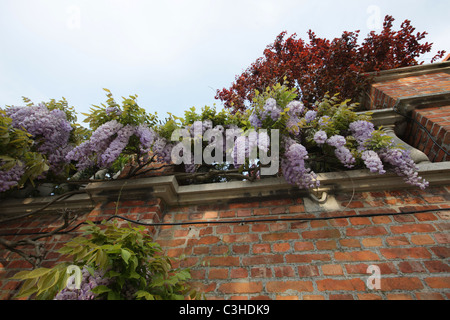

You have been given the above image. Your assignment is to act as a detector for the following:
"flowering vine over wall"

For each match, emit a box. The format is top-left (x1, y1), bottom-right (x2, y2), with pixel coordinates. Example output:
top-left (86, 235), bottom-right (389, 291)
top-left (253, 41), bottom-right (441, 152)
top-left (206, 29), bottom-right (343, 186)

top-left (0, 83), bottom-right (428, 195)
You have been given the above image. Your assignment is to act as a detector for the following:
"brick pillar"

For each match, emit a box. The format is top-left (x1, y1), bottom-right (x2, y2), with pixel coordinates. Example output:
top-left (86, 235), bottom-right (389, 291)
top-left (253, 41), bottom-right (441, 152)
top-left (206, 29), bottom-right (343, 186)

top-left (403, 106), bottom-right (450, 162)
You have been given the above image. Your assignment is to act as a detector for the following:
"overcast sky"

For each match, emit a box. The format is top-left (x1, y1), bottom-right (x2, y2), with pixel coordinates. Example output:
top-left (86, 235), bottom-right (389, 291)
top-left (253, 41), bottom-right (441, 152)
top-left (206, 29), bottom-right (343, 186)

top-left (1, 0), bottom-right (449, 124)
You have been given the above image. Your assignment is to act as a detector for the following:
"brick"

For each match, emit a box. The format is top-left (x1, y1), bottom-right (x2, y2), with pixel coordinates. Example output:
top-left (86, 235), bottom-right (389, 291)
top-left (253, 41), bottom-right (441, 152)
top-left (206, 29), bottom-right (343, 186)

top-left (335, 251), bottom-right (380, 261)
top-left (357, 293), bottom-right (383, 300)
top-left (297, 265), bottom-right (320, 277)
top-left (390, 224), bottom-right (436, 234)
top-left (397, 261), bottom-right (427, 273)
top-left (302, 295), bottom-right (325, 300)
top-left (236, 209), bottom-right (252, 217)
top-left (286, 253), bottom-right (331, 263)
top-left (346, 226), bottom-right (387, 237)
top-left (216, 226), bottom-right (231, 234)
top-left (423, 260), bottom-right (450, 273)
top-left (222, 234), bottom-right (259, 243)
top-left (218, 282), bottom-right (263, 294)
top-left (424, 277), bottom-right (450, 289)
top-left (229, 202), bottom-right (259, 209)
top-left (266, 281), bottom-right (314, 293)
top-left (381, 277), bottom-right (423, 291)
top-left (253, 244), bottom-right (271, 254)
top-left (345, 263), bottom-right (397, 275)
top-left (211, 245), bottom-right (229, 255)
top-left (416, 292), bottom-right (445, 300)
top-left (209, 268), bottom-right (229, 279)
top-left (321, 264), bottom-right (344, 276)
top-left (197, 236), bottom-right (220, 245)
top-left (410, 235), bottom-right (435, 245)
top-left (380, 247), bottom-right (432, 259)
top-left (289, 205), bottom-right (305, 213)
top-left (329, 294), bottom-right (354, 300)
top-left (269, 222), bottom-right (290, 232)
top-left (316, 240), bottom-right (338, 250)
top-left (233, 225), bottom-right (249, 233)
top-left (349, 217), bottom-right (371, 225)
top-left (276, 295), bottom-right (299, 300)
top-left (251, 267), bottom-right (272, 278)
top-left (262, 232), bottom-right (300, 241)
top-left (434, 233), bottom-right (450, 244)
top-left (274, 266), bottom-right (295, 278)
top-left (386, 293), bottom-right (414, 300)
top-left (301, 229), bottom-right (341, 239)
top-left (273, 243), bottom-right (290, 252)
top-left (232, 245), bottom-right (249, 254)
top-left (362, 238), bottom-right (383, 247)
top-left (340, 239), bottom-right (361, 248)
top-left (293, 241), bottom-right (315, 251)
top-left (242, 254), bottom-right (284, 266)
top-left (230, 268), bottom-right (248, 279)
top-left (430, 246), bottom-right (450, 258)
top-left (317, 279), bottom-right (365, 291)
top-left (258, 198), bottom-right (292, 207)
top-left (386, 236), bottom-right (410, 246)
top-left (310, 220), bottom-right (328, 229)
top-left (253, 208), bottom-right (270, 216)
top-left (206, 256), bottom-right (240, 267)
top-left (251, 223), bottom-right (269, 232)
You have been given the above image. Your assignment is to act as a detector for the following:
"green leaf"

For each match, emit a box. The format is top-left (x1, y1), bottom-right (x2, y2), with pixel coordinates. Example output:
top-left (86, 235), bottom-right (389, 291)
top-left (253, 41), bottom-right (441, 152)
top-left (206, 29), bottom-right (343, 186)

top-left (120, 249), bottom-right (132, 264)
top-left (136, 290), bottom-right (154, 300)
top-left (91, 285), bottom-right (112, 295)
top-left (10, 267), bottom-right (52, 280)
top-left (37, 269), bottom-right (60, 296)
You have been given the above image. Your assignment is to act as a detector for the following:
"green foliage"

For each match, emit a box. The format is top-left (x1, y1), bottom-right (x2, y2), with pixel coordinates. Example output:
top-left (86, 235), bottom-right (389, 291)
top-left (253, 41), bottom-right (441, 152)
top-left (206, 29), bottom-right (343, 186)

top-left (10, 264), bottom-right (71, 300)
top-left (252, 80), bottom-right (298, 110)
top-left (82, 89), bottom-right (158, 131)
top-left (11, 220), bottom-right (202, 300)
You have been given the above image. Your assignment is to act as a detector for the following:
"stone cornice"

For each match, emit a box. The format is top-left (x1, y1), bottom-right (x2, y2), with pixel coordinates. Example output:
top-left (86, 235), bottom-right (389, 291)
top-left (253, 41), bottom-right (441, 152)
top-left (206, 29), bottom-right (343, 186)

top-left (1, 161), bottom-right (449, 216)
top-left (367, 61), bottom-right (450, 82)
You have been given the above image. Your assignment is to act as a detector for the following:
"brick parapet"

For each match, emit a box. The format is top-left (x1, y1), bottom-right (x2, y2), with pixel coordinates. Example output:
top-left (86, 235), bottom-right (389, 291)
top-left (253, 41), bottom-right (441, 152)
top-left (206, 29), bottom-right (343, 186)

top-left (2, 185), bottom-right (449, 300)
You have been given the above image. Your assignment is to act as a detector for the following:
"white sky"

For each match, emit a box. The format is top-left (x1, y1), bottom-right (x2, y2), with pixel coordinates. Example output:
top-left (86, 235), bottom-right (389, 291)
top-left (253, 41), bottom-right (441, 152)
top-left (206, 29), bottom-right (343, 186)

top-left (1, 0), bottom-right (449, 124)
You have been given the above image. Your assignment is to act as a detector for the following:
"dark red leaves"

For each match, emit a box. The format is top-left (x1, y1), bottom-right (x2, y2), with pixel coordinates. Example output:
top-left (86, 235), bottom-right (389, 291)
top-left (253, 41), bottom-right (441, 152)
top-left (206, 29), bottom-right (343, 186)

top-left (215, 15), bottom-right (446, 113)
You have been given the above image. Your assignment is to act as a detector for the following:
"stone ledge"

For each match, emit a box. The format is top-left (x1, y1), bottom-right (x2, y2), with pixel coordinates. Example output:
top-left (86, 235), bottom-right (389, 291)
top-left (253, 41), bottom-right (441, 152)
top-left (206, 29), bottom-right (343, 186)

top-left (368, 61), bottom-right (450, 82)
top-left (1, 161), bottom-right (449, 216)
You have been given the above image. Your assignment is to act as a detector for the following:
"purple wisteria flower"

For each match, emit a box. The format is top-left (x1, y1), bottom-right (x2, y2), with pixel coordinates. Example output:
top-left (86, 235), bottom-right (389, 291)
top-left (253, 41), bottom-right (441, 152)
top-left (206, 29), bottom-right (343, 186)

top-left (0, 162), bottom-right (25, 192)
top-left (281, 139), bottom-right (319, 189)
top-left (379, 148), bottom-right (429, 189)
top-left (361, 150), bottom-right (386, 174)
top-left (314, 130), bottom-right (328, 145)
top-left (349, 120), bottom-right (374, 148)
top-left (54, 267), bottom-right (111, 300)
top-left (6, 104), bottom-right (73, 174)
top-left (335, 146), bottom-right (355, 168)
top-left (327, 135), bottom-right (347, 148)
top-left (304, 110), bottom-right (317, 123)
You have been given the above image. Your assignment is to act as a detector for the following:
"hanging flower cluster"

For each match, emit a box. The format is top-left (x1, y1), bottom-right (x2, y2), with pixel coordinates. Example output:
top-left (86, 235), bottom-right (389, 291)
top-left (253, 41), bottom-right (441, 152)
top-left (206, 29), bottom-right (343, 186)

top-left (0, 86), bottom-right (429, 193)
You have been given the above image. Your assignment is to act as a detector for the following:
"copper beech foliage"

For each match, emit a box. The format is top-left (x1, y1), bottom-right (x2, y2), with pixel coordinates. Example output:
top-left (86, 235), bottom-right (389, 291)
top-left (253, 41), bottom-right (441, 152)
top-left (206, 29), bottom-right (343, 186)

top-left (215, 15), bottom-right (446, 113)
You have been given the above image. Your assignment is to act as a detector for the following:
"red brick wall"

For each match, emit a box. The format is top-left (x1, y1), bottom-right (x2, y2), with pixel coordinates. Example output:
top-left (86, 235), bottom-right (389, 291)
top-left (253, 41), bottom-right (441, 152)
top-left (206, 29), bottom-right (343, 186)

top-left (2, 186), bottom-right (449, 300)
top-left (403, 106), bottom-right (450, 162)
top-left (367, 72), bottom-right (450, 110)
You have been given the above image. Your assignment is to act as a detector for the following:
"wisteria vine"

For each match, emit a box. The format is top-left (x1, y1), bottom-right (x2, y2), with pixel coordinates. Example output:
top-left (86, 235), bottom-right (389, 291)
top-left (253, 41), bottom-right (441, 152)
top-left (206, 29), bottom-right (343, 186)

top-left (0, 87), bottom-right (430, 194)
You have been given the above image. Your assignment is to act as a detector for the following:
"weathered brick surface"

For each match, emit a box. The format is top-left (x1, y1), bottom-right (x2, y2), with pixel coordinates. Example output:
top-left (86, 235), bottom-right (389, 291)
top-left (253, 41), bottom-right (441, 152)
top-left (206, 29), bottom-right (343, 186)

top-left (1, 185), bottom-right (450, 300)
top-left (403, 105), bottom-right (450, 162)
top-left (367, 72), bottom-right (450, 110)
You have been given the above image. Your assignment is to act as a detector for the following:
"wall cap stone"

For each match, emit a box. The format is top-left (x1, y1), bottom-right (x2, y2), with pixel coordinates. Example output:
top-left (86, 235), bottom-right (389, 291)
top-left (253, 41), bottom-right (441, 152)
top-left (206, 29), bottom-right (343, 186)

top-left (1, 161), bottom-right (449, 215)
